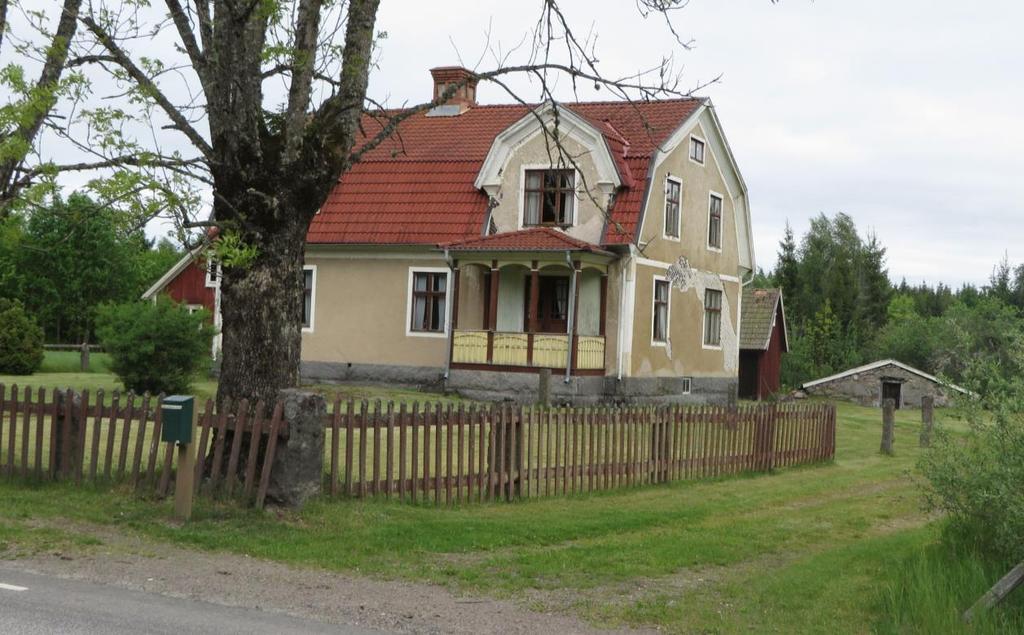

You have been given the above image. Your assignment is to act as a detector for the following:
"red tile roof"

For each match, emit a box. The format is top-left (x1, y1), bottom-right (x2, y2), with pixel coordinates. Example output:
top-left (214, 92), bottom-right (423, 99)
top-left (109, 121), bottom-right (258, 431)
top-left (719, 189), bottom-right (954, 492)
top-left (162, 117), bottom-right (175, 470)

top-left (443, 227), bottom-right (612, 255)
top-left (307, 99), bottom-right (703, 247)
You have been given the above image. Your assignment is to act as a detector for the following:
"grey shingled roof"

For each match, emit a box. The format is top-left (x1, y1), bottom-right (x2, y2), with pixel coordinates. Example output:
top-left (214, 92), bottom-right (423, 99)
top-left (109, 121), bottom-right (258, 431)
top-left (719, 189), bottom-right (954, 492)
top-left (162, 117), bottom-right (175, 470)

top-left (740, 287), bottom-right (783, 351)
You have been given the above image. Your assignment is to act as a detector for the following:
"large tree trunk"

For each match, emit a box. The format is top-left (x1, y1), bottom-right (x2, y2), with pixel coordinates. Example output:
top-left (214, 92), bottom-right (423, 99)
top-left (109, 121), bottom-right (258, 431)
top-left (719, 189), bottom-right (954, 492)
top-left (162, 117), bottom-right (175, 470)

top-left (216, 212), bottom-right (309, 406)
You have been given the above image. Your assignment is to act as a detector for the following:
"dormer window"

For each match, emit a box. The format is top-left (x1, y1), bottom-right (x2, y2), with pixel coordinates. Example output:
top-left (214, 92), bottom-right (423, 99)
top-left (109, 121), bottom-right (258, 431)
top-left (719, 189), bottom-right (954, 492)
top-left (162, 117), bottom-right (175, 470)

top-left (689, 136), bottom-right (706, 165)
top-left (524, 169), bottom-right (575, 227)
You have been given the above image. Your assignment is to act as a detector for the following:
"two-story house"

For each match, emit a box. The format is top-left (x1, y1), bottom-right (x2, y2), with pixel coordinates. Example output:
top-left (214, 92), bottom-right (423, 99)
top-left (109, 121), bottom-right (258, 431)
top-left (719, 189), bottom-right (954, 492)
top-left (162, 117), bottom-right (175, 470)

top-left (144, 66), bottom-right (755, 403)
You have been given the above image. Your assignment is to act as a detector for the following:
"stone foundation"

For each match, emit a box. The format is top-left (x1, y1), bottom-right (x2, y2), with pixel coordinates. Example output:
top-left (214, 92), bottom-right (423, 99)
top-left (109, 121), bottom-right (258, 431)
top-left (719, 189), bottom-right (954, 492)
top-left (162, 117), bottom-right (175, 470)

top-left (299, 360), bottom-right (736, 405)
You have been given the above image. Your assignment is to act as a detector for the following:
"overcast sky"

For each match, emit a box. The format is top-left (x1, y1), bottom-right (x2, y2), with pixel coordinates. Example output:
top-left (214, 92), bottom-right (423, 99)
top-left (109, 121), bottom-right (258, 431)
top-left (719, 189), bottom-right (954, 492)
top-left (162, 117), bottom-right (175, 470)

top-left (365, 0), bottom-right (1023, 288)
top-left (11, 1), bottom-right (1022, 288)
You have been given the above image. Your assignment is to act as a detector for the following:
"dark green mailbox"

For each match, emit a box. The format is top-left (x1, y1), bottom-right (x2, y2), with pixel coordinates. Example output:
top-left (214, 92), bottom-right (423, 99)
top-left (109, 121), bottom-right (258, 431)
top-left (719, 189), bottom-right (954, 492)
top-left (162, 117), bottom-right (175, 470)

top-left (161, 395), bottom-right (194, 444)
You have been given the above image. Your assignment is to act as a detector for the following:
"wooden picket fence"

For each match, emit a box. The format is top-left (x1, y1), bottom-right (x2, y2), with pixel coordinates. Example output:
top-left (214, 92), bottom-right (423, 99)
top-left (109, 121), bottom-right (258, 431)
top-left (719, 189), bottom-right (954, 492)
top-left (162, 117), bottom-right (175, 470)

top-left (0, 384), bottom-right (284, 508)
top-left (322, 400), bottom-right (837, 505)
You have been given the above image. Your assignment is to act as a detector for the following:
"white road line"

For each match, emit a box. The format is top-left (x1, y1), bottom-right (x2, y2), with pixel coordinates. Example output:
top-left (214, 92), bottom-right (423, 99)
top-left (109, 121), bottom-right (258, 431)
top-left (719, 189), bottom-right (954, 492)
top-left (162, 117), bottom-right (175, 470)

top-left (0, 582), bottom-right (28, 592)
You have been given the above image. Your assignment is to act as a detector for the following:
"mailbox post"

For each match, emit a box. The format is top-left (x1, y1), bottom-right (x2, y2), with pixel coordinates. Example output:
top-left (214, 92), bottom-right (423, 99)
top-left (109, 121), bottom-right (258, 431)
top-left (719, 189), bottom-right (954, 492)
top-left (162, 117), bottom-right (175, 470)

top-left (161, 396), bottom-right (196, 521)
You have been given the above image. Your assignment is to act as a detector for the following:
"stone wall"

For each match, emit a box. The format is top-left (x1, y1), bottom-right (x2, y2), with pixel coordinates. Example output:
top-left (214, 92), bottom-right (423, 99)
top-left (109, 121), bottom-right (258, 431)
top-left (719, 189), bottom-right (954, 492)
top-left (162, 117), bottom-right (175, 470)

top-left (803, 364), bottom-right (956, 408)
top-left (301, 361), bottom-right (735, 405)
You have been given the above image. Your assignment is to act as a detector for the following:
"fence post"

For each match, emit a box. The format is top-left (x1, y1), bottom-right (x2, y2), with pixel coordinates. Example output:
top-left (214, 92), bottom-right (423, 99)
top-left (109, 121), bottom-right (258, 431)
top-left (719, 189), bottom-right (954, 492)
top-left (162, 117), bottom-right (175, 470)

top-left (53, 390), bottom-right (82, 479)
top-left (881, 398), bottom-right (896, 455)
top-left (538, 368), bottom-right (551, 407)
top-left (920, 396), bottom-right (934, 448)
top-left (80, 343), bottom-right (90, 372)
top-left (766, 403), bottom-right (778, 471)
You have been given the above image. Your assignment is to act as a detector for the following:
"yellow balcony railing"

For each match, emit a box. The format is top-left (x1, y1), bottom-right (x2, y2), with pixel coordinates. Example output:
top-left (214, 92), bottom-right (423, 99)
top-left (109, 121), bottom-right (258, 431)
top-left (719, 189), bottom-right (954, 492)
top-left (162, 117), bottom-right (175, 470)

top-left (452, 330), bottom-right (604, 371)
top-left (576, 335), bottom-right (605, 370)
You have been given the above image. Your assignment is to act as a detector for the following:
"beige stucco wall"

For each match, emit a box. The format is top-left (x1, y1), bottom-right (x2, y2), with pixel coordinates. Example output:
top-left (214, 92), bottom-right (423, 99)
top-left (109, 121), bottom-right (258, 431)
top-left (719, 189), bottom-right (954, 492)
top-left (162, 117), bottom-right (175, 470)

top-left (638, 117), bottom-right (740, 275)
top-left (301, 253), bottom-right (451, 368)
top-left (631, 262), bottom-right (740, 377)
top-left (622, 112), bottom-right (743, 380)
top-left (487, 131), bottom-right (611, 245)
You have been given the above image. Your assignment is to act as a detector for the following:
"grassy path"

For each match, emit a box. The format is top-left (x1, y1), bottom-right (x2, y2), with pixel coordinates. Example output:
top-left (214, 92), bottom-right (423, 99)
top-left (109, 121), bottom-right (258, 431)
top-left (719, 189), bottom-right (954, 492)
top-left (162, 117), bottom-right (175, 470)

top-left (0, 401), bottom-right (1018, 632)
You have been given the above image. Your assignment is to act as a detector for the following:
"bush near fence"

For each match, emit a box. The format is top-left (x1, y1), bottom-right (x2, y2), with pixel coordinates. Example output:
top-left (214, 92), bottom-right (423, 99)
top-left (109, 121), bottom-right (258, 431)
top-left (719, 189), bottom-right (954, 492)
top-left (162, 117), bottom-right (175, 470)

top-left (0, 382), bottom-right (837, 508)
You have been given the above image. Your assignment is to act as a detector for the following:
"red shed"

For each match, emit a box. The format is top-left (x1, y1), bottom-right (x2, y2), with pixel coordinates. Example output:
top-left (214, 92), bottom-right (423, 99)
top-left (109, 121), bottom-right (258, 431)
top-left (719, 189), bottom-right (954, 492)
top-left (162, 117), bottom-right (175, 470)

top-left (141, 250), bottom-right (221, 357)
top-left (738, 288), bottom-right (788, 400)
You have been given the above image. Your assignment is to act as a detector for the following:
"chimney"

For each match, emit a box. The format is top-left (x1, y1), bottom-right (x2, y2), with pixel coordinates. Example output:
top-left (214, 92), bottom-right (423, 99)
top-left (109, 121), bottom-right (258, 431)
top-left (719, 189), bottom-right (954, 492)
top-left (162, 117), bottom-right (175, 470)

top-left (429, 66), bottom-right (478, 115)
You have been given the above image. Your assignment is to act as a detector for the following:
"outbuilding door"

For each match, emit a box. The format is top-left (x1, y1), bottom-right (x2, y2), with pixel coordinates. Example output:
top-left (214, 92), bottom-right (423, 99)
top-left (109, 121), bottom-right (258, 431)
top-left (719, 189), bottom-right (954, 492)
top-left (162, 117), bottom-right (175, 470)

top-left (881, 381), bottom-right (902, 409)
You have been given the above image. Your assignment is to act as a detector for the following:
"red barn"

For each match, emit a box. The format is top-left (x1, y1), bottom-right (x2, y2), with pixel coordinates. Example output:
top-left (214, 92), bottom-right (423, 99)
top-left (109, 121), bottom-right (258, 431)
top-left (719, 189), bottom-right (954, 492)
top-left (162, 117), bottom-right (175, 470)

top-left (141, 250), bottom-right (221, 356)
top-left (738, 288), bottom-right (788, 400)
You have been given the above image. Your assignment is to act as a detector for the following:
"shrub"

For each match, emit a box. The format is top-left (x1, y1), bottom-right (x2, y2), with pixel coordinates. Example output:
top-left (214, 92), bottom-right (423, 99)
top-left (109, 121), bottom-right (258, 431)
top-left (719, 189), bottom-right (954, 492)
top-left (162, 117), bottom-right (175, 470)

top-left (0, 298), bottom-right (45, 374)
top-left (918, 383), bottom-right (1024, 563)
top-left (96, 298), bottom-right (215, 394)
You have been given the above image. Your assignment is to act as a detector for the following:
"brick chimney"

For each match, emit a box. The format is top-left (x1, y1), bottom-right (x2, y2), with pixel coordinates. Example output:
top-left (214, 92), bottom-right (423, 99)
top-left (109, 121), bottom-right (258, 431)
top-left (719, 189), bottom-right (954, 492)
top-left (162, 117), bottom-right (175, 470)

top-left (429, 66), bottom-right (478, 113)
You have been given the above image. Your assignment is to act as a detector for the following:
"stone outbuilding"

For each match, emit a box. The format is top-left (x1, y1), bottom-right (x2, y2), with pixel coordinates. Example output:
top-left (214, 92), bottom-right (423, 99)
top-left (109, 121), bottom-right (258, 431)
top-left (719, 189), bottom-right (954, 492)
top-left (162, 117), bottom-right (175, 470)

top-left (801, 359), bottom-right (969, 408)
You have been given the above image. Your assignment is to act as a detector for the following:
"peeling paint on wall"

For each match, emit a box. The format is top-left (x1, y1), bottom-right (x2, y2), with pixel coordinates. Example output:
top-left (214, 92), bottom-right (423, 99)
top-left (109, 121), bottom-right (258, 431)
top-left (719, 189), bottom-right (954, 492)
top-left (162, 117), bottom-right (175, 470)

top-left (666, 256), bottom-right (739, 373)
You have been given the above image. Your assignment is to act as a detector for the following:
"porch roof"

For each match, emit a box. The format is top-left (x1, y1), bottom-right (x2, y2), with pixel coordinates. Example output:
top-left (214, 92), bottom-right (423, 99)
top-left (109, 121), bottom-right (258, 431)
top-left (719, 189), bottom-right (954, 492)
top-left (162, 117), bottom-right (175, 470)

top-left (442, 227), bottom-right (614, 256)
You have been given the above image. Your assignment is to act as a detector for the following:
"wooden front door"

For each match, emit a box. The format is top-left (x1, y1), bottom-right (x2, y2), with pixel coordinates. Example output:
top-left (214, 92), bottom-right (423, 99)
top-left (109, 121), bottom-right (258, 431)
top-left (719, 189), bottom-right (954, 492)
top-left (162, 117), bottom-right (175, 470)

top-left (881, 381), bottom-right (902, 409)
top-left (525, 275), bottom-right (570, 333)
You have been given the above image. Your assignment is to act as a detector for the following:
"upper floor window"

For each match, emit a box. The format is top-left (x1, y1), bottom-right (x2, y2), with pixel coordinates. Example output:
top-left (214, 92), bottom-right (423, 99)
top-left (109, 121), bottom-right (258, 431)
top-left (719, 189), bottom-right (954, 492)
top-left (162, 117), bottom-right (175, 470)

top-left (664, 178), bottom-right (681, 239)
top-left (410, 271), bottom-right (447, 333)
top-left (302, 266), bottom-right (316, 330)
top-left (524, 169), bottom-right (575, 227)
top-left (708, 194), bottom-right (723, 250)
top-left (704, 289), bottom-right (722, 347)
top-left (652, 279), bottom-right (670, 344)
top-left (689, 136), bottom-right (706, 164)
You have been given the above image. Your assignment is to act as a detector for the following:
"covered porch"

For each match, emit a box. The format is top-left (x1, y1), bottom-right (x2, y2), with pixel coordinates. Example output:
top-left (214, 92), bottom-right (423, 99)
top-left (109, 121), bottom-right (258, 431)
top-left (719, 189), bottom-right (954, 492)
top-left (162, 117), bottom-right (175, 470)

top-left (445, 229), bottom-right (615, 375)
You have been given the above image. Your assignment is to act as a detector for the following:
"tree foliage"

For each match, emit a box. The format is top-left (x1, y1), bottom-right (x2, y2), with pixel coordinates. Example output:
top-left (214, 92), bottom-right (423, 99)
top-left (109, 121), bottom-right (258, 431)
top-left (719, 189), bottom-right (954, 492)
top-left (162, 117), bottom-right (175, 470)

top-left (771, 213), bottom-right (1024, 395)
top-left (0, 297), bottom-right (44, 375)
top-left (96, 297), bottom-right (215, 394)
top-left (0, 193), bottom-right (183, 342)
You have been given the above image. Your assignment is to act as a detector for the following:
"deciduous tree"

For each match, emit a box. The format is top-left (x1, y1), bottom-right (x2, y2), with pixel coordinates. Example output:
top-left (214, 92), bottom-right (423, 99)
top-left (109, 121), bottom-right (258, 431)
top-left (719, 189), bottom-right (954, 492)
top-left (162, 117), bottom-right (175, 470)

top-left (3, 0), bottom-right (706, 404)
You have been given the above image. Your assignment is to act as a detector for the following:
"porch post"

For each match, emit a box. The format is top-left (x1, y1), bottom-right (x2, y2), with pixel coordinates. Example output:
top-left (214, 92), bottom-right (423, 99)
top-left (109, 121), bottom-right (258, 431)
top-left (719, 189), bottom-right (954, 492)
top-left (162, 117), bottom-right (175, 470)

top-left (570, 260), bottom-right (581, 375)
top-left (446, 262), bottom-right (460, 377)
top-left (599, 272), bottom-right (608, 370)
top-left (564, 258), bottom-right (580, 381)
top-left (527, 261), bottom-right (539, 367)
top-left (451, 264), bottom-right (461, 330)
top-left (487, 260), bottom-right (499, 363)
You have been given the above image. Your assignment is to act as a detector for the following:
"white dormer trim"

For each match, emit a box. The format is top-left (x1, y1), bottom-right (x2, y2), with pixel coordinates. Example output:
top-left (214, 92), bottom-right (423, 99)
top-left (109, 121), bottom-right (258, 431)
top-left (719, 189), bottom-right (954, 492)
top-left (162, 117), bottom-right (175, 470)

top-left (474, 102), bottom-right (622, 198)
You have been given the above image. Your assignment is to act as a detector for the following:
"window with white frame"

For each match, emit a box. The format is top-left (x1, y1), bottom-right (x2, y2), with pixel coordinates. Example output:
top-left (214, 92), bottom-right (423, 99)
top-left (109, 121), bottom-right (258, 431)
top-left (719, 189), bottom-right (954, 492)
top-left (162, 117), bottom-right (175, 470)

top-left (204, 260), bottom-right (219, 287)
top-left (664, 178), bottom-right (681, 239)
top-left (703, 289), bottom-right (722, 347)
top-left (689, 136), bottom-right (705, 164)
top-left (681, 377), bottom-right (692, 394)
top-left (652, 279), bottom-right (670, 344)
top-left (410, 271), bottom-right (448, 333)
top-left (523, 169), bottom-right (575, 226)
top-left (302, 266), bottom-right (316, 330)
top-left (707, 194), bottom-right (723, 250)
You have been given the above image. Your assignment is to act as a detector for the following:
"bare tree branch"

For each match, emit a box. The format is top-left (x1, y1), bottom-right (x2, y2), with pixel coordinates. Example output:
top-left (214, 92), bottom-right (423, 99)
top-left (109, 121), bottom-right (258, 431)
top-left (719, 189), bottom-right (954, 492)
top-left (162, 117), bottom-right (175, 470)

top-left (164, 0), bottom-right (208, 86)
top-left (0, 0), bottom-right (82, 214)
top-left (79, 13), bottom-right (214, 158)
top-left (282, 0), bottom-right (323, 165)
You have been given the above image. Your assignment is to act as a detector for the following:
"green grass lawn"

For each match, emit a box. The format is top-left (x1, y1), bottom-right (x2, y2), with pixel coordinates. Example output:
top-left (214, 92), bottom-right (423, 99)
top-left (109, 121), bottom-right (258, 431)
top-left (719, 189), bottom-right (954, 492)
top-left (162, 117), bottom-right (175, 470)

top-left (1, 354), bottom-right (466, 407)
top-left (1, 398), bottom-right (1020, 632)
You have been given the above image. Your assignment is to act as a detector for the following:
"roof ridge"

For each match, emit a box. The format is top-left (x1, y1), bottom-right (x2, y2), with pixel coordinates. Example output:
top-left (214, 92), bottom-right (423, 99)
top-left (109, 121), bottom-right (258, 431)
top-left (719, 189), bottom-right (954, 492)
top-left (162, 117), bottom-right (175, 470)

top-left (365, 96), bottom-right (705, 116)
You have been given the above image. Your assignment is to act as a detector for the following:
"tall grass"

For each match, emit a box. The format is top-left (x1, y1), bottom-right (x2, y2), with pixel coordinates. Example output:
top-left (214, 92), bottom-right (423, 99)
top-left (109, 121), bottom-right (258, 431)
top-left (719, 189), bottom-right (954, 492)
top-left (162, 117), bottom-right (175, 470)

top-left (876, 531), bottom-right (1024, 634)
